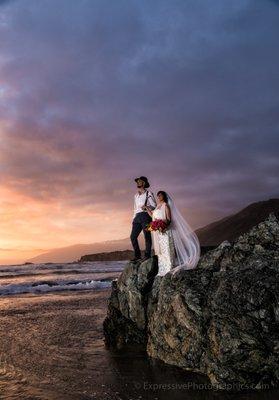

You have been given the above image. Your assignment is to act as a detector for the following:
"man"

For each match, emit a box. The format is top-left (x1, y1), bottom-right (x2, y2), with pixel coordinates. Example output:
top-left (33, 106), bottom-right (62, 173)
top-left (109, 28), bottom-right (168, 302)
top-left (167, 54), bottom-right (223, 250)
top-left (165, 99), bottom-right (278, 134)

top-left (130, 176), bottom-right (157, 262)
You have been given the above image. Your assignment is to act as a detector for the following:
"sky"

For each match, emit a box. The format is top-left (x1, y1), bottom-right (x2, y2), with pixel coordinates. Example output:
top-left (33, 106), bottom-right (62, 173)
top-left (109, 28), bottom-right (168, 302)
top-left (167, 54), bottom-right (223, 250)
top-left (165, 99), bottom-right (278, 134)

top-left (0, 0), bottom-right (279, 263)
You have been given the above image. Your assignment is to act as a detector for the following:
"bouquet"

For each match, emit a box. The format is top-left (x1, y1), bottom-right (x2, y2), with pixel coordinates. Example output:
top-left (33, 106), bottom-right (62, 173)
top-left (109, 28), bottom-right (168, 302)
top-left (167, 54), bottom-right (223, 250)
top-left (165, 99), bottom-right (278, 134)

top-left (146, 219), bottom-right (168, 233)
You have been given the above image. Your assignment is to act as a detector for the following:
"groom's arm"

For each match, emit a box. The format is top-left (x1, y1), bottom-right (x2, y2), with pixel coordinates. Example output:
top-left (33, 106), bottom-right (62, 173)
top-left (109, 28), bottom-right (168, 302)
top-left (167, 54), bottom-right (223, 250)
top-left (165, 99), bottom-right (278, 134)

top-left (133, 194), bottom-right (137, 219)
top-left (148, 192), bottom-right (157, 210)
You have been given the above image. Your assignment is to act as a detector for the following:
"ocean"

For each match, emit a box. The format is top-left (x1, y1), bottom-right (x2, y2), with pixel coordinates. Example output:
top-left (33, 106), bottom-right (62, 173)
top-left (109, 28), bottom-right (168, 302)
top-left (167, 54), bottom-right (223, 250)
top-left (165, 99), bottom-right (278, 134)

top-left (0, 261), bottom-right (277, 399)
top-left (0, 261), bottom-right (126, 296)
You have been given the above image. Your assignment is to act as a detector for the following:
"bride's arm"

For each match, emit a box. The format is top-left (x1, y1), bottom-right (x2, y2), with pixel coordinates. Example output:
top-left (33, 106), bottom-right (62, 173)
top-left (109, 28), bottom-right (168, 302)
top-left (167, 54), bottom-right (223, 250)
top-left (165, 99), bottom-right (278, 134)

top-left (165, 204), bottom-right (171, 224)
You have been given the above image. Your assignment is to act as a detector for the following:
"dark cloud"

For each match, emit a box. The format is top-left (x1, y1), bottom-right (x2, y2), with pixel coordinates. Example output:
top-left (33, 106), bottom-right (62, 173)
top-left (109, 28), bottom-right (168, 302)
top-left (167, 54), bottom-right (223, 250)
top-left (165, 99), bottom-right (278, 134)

top-left (0, 0), bottom-right (278, 229)
top-left (0, 0), bottom-right (13, 5)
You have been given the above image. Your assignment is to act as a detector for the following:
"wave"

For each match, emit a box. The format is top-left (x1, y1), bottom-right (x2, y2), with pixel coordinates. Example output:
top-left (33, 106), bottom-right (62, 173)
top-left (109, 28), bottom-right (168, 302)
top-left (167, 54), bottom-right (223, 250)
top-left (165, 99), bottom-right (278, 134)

top-left (0, 261), bottom-right (126, 275)
top-left (0, 260), bottom-right (125, 296)
top-left (0, 278), bottom-right (113, 296)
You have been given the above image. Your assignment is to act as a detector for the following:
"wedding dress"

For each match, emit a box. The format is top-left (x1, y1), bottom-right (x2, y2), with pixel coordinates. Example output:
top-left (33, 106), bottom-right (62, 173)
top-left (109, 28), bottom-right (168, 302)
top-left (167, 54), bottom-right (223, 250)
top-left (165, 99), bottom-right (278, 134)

top-left (152, 203), bottom-right (176, 276)
top-left (152, 194), bottom-right (200, 276)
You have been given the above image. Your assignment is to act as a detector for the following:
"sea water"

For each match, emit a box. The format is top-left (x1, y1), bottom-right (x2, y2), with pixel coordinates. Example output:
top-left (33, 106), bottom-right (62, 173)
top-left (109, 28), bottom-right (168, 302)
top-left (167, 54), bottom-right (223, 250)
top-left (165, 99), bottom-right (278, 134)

top-left (0, 261), bottom-right (126, 296)
top-left (0, 261), bottom-right (277, 399)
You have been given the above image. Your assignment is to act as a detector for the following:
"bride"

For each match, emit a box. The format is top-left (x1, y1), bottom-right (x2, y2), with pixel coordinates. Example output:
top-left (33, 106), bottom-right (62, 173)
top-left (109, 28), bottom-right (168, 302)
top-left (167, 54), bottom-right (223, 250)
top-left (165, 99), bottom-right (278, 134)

top-left (144, 191), bottom-right (200, 276)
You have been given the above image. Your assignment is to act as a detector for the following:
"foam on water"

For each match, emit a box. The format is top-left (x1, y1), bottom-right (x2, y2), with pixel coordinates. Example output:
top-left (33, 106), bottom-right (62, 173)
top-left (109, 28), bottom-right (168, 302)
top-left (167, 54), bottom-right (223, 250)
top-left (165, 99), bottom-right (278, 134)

top-left (0, 279), bottom-right (112, 295)
top-left (0, 261), bottom-right (126, 296)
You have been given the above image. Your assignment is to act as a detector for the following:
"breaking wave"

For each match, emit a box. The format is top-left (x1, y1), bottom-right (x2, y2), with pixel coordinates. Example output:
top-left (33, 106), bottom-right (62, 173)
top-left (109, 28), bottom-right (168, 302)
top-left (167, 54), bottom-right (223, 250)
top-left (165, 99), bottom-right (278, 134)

top-left (0, 261), bottom-right (126, 296)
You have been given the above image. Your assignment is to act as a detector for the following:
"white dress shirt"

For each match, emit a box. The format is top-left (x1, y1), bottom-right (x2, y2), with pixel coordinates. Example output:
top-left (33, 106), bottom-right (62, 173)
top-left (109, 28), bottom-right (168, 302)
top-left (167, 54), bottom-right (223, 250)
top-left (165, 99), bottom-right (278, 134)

top-left (133, 190), bottom-right (157, 219)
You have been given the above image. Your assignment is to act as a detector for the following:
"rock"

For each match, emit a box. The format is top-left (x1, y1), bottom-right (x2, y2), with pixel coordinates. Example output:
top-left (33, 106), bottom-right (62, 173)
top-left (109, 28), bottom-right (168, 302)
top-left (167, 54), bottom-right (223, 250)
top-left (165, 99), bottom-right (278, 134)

top-left (103, 213), bottom-right (279, 389)
top-left (103, 257), bottom-right (158, 348)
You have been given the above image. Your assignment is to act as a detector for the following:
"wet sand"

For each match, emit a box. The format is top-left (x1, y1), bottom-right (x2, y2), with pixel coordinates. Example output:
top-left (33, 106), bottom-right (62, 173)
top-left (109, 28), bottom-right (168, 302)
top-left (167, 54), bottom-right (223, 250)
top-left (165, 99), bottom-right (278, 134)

top-left (0, 289), bottom-right (278, 400)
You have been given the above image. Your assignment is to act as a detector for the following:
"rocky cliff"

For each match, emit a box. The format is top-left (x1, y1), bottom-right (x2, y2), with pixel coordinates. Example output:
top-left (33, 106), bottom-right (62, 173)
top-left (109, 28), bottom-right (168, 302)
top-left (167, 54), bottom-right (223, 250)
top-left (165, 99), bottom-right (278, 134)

top-left (103, 213), bottom-right (279, 390)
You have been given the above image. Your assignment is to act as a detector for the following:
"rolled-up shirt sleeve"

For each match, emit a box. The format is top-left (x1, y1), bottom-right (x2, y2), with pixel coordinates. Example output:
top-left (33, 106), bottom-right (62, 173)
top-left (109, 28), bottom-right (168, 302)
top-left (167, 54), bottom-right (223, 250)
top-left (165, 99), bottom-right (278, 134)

top-left (133, 194), bottom-right (137, 219)
top-left (148, 192), bottom-right (157, 210)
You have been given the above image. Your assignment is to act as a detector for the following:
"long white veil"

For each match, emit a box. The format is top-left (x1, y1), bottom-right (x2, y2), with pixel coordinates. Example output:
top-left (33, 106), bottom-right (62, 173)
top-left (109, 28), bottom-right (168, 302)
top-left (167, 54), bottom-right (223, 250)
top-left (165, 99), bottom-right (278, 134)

top-left (167, 193), bottom-right (200, 269)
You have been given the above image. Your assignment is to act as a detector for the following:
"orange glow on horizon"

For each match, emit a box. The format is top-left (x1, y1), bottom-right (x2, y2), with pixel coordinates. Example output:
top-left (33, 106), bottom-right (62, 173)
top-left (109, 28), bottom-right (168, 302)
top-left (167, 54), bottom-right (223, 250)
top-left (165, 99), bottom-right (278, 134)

top-left (0, 185), bottom-right (131, 265)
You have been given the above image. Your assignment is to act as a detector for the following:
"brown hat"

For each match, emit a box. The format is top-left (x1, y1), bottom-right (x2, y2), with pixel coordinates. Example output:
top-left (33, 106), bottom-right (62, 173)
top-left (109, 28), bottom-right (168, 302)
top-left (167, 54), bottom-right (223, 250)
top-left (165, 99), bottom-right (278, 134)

top-left (134, 176), bottom-right (150, 188)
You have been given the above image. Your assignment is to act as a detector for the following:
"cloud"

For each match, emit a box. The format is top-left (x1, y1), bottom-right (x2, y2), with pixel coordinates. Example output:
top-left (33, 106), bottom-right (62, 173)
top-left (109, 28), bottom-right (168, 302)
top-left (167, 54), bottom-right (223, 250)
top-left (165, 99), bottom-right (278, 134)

top-left (0, 0), bottom-right (279, 239)
top-left (0, 0), bottom-right (13, 5)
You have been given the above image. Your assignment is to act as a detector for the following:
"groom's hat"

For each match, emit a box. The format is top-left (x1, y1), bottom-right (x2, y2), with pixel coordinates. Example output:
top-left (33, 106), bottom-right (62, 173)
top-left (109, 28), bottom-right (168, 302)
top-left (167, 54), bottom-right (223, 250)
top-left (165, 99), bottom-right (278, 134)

top-left (134, 176), bottom-right (150, 188)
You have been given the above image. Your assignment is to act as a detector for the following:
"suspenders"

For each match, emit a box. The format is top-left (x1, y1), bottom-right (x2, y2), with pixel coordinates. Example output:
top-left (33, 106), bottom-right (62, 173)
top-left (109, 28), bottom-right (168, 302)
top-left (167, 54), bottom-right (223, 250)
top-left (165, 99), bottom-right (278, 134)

top-left (135, 190), bottom-right (155, 212)
top-left (144, 190), bottom-right (156, 208)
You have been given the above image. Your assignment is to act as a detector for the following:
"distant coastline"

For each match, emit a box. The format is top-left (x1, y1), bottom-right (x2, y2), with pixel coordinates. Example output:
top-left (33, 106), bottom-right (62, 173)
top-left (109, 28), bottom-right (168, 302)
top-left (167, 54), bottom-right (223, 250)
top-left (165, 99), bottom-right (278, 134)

top-left (12, 198), bottom-right (278, 266)
top-left (78, 250), bottom-right (134, 262)
top-left (78, 246), bottom-right (217, 262)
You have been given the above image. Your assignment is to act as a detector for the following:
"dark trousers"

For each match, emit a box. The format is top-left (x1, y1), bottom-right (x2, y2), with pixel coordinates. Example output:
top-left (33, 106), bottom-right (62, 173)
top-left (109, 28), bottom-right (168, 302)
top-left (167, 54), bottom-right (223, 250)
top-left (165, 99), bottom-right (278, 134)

top-left (130, 212), bottom-right (152, 258)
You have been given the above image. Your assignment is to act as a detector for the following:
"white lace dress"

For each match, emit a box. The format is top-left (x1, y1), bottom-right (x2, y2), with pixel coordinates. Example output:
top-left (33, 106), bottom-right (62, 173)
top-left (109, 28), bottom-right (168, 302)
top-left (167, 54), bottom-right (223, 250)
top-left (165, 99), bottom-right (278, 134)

top-left (152, 203), bottom-right (176, 276)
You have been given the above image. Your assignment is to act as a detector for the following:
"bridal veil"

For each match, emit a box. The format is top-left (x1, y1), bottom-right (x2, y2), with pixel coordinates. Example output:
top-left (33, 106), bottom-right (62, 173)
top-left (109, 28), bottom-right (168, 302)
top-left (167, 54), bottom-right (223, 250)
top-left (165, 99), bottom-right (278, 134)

top-left (166, 193), bottom-right (200, 269)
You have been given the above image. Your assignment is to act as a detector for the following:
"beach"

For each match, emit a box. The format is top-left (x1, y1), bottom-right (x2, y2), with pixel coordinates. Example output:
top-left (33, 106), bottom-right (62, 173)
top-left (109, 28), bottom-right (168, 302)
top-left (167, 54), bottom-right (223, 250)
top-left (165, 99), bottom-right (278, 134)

top-left (0, 262), bottom-right (278, 399)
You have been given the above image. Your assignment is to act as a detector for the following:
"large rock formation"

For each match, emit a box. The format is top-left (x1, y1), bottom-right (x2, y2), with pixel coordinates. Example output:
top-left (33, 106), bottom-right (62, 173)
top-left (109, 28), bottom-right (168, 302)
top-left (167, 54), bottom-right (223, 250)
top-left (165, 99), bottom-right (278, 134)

top-left (103, 213), bottom-right (279, 390)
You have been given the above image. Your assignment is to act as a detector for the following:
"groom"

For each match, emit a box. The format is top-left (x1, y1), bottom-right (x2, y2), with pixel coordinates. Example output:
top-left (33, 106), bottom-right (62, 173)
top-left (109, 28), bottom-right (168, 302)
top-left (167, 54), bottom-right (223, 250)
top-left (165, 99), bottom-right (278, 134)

top-left (130, 176), bottom-right (157, 262)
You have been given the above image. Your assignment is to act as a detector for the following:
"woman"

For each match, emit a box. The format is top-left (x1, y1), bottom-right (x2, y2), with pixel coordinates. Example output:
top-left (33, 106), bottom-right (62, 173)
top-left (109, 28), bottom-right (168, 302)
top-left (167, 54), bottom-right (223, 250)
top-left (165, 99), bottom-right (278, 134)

top-left (144, 191), bottom-right (200, 276)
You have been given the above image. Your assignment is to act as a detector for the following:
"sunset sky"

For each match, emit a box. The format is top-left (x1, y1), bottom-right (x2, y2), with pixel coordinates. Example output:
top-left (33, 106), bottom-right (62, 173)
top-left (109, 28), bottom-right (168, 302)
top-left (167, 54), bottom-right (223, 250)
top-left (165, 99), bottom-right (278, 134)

top-left (0, 0), bottom-right (278, 264)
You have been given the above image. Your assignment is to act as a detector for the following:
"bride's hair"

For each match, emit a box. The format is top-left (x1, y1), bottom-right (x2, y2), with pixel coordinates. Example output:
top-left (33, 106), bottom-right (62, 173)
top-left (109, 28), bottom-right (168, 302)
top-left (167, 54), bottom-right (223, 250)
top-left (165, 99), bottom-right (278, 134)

top-left (157, 190), bottom-right (168, 203)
